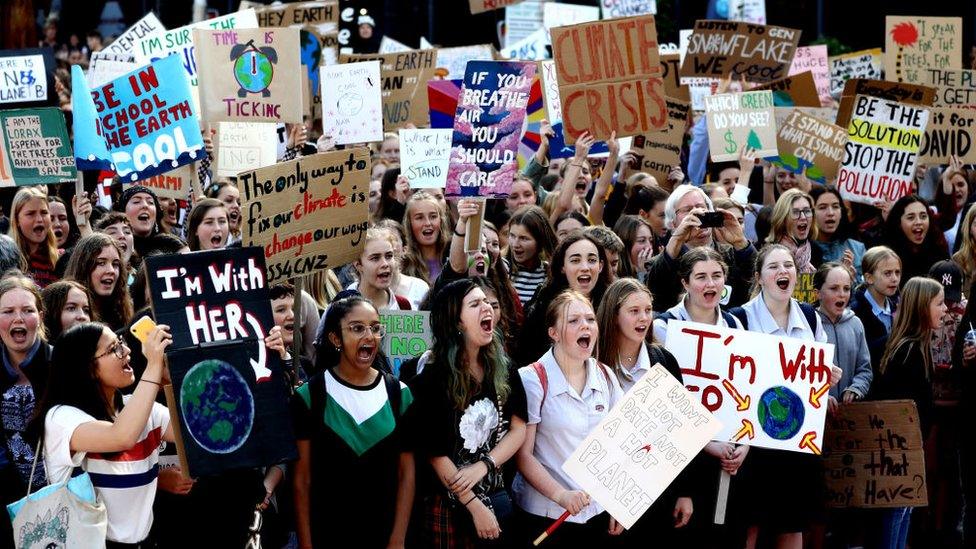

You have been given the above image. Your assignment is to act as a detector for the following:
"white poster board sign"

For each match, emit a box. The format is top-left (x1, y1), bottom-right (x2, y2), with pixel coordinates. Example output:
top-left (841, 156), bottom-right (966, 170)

top-left (0, 55), bottom-right (47, 105)
top-left (216, 121), bottom-right (277, 178)
top-left (105, 12), bottom-right (166, 57)
top-left (320, 61), bottom-right (384, 145)
top-left (400, 129), bottom-right (452, 188)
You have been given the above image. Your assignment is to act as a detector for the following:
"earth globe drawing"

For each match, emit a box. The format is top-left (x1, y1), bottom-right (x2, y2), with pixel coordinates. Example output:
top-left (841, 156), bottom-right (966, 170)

top-left (231, 40), bottom-right (277, 97)
top-left (180, 359), bottom-right (254, 454)
top-left (756, 386), bottom-right (804, 440)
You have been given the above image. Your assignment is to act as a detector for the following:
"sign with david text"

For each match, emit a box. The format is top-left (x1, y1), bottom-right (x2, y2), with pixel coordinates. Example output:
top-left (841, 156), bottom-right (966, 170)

top-left (918, 108), bottom-right (976, 165)
top-left (0, 107), bottom-right (76, 186)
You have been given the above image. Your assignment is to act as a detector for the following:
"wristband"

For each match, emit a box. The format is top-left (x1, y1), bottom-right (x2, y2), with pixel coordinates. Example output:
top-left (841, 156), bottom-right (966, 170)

top-left (481, 454), bottom-right (497, 474)
top-left (463, 495), bottom-right (477, 507)
top-left (142, 378), bottom-right (162, 387)
top-left (453, 227), bottom-right (466, 237)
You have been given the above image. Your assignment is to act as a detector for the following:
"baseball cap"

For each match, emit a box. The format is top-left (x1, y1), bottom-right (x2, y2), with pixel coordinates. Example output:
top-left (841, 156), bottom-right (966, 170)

top-left (929, 260), bottom-right (963, 303)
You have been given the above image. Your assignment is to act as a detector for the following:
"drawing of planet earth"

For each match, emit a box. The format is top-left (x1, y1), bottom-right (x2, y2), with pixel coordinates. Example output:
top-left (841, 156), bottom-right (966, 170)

top-left (180, 359), bottom-right (254, 454)
top-left (234, 51), bottom-right (274, 94)
top-left (757, 386), bottom-right (804, 440)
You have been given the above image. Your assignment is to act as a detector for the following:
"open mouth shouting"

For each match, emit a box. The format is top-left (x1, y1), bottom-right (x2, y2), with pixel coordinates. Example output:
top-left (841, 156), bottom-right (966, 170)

top-left (472, 258), bottom-right (486, 275)
top-left (702, 288), bottom-right (718, 303)
top-left (576, 333), bottom-right (592, 352)
top-left (910, 226), bottom-right (925, 244)
top-left (356, 341), bottom-right (376, 362)
top-left (122, 358), bottom-right (133, 375)
top-left (376, 269), bottom-right (392, 285)
top-left (576, 273), bottom-right (593, 290)
top-left (98, 274), bottom-right (117, 294)
top-left (795, 220), bottom-right (810, 238)
top-left (210, 233), bottom-right (224, 248)
top-left (480, 314), bottom-right (493, 335)
top-left (775, 276), bottom-right (791, 291)
top-left (52, 227), bottom-right (63, 240)
top-left (9, 326), bottom-right (29, 346)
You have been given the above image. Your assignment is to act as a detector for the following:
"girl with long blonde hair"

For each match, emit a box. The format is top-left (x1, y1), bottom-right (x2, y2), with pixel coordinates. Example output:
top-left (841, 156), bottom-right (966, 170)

top-left (9, 187), bottom-right (59, 288)
top-left (400, 191), bottom-right (451, 283)
top-left (952, 203), bottom-right (976, 284)
top-left (765, 188), bottom-right (818, 273)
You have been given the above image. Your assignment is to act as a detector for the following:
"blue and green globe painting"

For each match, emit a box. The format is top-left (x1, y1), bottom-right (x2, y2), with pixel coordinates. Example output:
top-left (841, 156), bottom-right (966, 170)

top-left (757, 386), bottom-right (804, 440)
top-left (180, 359), bottom-right (255, 454)
top-left (234, 50), bottom-right (274, 94)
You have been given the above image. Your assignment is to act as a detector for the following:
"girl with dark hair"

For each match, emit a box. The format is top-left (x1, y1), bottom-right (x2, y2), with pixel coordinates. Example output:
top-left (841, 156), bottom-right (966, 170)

top-left (407, 278), bottom-right (527, 545)
top-left (376, 168), bottom-right (407, 223)
top-left (113, 185), bottom-right (164, 258)
top-left (881, 195), bottom-right (950, 284)
top-left (553, 211), bottom-right (590, 243)
top-left (624, 183), bottom-right (670, 247)
top-left (186, 198), bottom-right (230, 252)
top-left (810, 187), bottom-right (866, 278)
top-left (48, 195), bottom-right (76, 249)
top-left (64, 233), bottom-right (133, 331)
top-left (613, 215), bottom-right (655, 280)
top-left (296, 296), bottom-right (414, 548)
top-left (506, 206), bottom-right (558, 306)
top-left (41, 280), bottom-right (94, 341)
top-left (206, 180), bottom-right (242, 245)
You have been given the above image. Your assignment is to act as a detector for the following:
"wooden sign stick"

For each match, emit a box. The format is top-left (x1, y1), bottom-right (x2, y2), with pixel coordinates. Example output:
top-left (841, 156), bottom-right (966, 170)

top-left (714, 470), bottom-right (731, 525)
top-left (464, 199), bottom-right (485, 253)
top-left (74, 170), bottom-right (87, 228)
top-left (291, 277), bottom-right (304, 381)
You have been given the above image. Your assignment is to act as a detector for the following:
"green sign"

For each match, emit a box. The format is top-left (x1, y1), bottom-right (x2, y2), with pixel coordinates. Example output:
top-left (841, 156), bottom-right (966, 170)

top-left (0, 107), bottom-right (76, 186)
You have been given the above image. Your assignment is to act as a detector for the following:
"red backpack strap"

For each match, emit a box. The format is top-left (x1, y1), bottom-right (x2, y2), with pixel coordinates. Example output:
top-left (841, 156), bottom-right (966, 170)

top-left (394, 295), bottom-right (411, 310)
top-left (531, 362), bottom-right (548, 412)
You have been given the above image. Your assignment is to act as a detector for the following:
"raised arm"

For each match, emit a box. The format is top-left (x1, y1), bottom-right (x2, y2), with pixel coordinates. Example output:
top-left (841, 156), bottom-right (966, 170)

top-left (550, 131), bottom-right (595, 225)
top-left (588, 133), bottom-right (619, 226)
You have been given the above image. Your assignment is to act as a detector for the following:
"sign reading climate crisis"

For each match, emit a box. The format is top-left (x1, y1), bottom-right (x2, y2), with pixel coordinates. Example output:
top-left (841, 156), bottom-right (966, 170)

top-left (239, 148), bottom-right (370, 283)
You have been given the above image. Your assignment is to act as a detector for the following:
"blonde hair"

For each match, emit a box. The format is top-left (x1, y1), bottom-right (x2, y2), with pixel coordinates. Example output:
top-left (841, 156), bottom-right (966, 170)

top-left (9, 187), bottom-right (58, 269)
top-left (0, 274), bottom-right (47, 342)
top-left (596, 279), bottom-right (653, 373)
top-left (545, 289), bottom-right (594, 347)
top-left (879, 276), bottom-right (943, 378)
top-left (862, 246), bottom-right (902, 277)
top-left (766, 188), bottom-right (817, 244)
top-left (302, 270), bottom-right (342, 310)
top-left (400, 191), bottom-right (450, 281)
top-left (953, 204), bottom-right (976, 283)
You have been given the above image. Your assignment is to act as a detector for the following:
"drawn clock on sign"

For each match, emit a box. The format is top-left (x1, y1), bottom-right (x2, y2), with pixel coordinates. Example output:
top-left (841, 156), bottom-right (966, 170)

top-left (230, 39), bottom-right (278, 98)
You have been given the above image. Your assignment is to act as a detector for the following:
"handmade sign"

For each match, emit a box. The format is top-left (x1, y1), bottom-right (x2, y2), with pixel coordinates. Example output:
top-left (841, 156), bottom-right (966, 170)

top-left (0, 48), bottom-right (55, 107)
top-left (789, 45), bottom-right (830, 107)
top-left (543, 2), bottom-right (600, 34)
top-left (470, 0), bottom-right (525, 14)
top-left (919, 108), bottom-right (976, 164)
top-left (885, 16), bottom-right (962, 84)
top-left (0, 108), bottom-right (75, 186)
top-left (126, 164), bottom-right (194, 200)
top-left (600, 0), bottom-right (657, 18)
top-left (239, 148), bottom-right (370, 283)
top-left (320, 61), bottom-right (384, 144)
top-left (216, 121), bottom-right (278, 178)
top-left (727, 0), bottom-right (766, 24)
top-left (379, 36), bottom-right (413, 54)
top-left (679, 20), bottom-right (801, 84)
top-left (400, 128), bottom-right (452, 188)
top-left (194, 27), bottom-right (303, 124)
top-left (633, 98), bottom-right (690, 186)
top-left (505, 1), bottom-right (545, 47)
top-left (550, 14), bottom-right (667, 142)
top-left (379, 311), bottom-right (432, 376)
top-left (664, 320), bottom-right (836, 454)
top-left (829, 48), bottom-right (882, 97)
top-left (71, 55), bottom-right (206, 182)
top-left (773, 108), bottom-right (847, 184)
top-left (660, 53), bottom-right (691, 102)
top-left (792, 273), bottom-right (817, 303)
top-left (86, 54), bottom-right (139, 88)
top-left (105, 12), bottom-right (166, 57)
top-left (837, 95), bottom-right (929, 206)
top-left (254, 1), bottom-right (338, 30)
top-left (562, 364), bottom-right (721, 529)
top-left (824, 400), bottom-right (927, 508)
top-left (914, 68), bottom-right (976, 109)
top-left (751, 71), bottom-right (821, 107)
top-left (340, 50), bottom-right (439, 130)
top-left (147, 247), bottom-right (297, 477)
top-left (704, 90), bottom-right (777, 162)
top-left (447, 61), bottom-right (536, 197)
top-left (836, 79), bottom-right (936, 129)
top-left (432, 45), bottom-right (495, 80)
top-left (500, 28), bottom-right (549, 61)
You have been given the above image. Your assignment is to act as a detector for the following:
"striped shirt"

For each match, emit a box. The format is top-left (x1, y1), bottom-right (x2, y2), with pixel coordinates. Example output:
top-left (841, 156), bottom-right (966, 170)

top-left (509, 263), bottom-right (548, 305)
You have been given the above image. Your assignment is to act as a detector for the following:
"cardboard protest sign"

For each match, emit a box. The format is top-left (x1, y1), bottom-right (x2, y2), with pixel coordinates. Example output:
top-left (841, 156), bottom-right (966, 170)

top-left (447, 61), bottom-right (536, 197)
top-left (789, 45), bottom-right (830, 107)
top-left (0, 108), bottom-right (76, 186)
top-left (601, 0), bottom-right (656, 18)
top-left (829, 48), bottom-right (882, 97)
top-left (194, 28), bottom-right (302, 124)
top-left (544, 2), bottom-right (600, 34)
top-left (727, 0), bottom-right (766, 24)
top-left (254, 1), bottom-right (338, 30)
top-left (379, 36), bottom-right (413, 54)
top-left (71, 55), bottom-right (206, 182)
top-left (147, 247), bottom-right (297, 477)
top-left (773, 108), bottom-right (847, 184)
top-left (500, 28), bottom-right (549, 61)
top-left (885, 16), bottom-right (962, 84)
top-left (919, 108), bottom-right (976, 164)
top-left (550, 15), bottom-right (667, 142)
top-left (86, 54), bottom-right (139, 88)
top-left (824, 400), bottom-right (927, 508)
top-left (0, 48), bottom-right (56, 107)
top-left (433, 45), bottom-right (495, 80)
top-left (216, 121), bottom-right (278, 178)
top-left (320, 61), bottom-right (383, 144)
top-left (562, 365), bottom-right (721, 529)
top-left (679, 20), bottom-right (801, 84)
top-left (915, 69), bottom-right (976, 109)
top-left (665, 320), bottom-right (836, 454)
top-left (837, 95), bottom-right (929, 206)
top-left (379, 311), bottom-right (431, 376)
top-left (836, 79), bottom-right (936, 129)
top-left (239, 148), bottom-right (370, 283)
top-left (105, 13), bottom-right (166, 57)
top-left (470, 0), bottom-right (525, 14)
top-left (660, 53), bottom-right (690, 102)
top-left (751, 71), bottom-right (821, 107)
top-left (400, 128), bottom-right (452, 188)
top-left (505, 1), bottom-right (545, 47)
top-left (127, 164), bottom-right (194, 200)
top-left (632, 98), bottom-right (690, 186)
top-left (538, 60), bottom-right (610, 158)
top-left (792, 273), bottom-right (816, 303)
top-left (340, 50), bottom-right (439, 130)
top-left (704, 90), bottom-right (776, 162)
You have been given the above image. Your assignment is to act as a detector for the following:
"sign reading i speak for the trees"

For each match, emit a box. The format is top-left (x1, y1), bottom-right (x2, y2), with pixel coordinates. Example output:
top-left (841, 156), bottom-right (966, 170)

top-left (885, 16), bottom-right (962, 84)
top-left (0, 107), bottom-right (76, 186)
top-left (679, 20), bottom-right (801, 84)
top-left (704, 90), bottom-right (777, 162)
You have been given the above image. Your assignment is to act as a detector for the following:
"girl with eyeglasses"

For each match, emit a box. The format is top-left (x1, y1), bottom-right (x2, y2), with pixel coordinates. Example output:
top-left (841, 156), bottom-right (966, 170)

top-left (766, 189), bottom-right (818, 274)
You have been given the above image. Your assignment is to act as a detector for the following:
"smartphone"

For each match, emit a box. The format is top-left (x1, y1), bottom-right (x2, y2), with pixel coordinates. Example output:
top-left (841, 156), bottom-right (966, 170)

top-left (696, 211), bottom-right (725, 228)
top-left (130, 316), bottom-right (157, 343)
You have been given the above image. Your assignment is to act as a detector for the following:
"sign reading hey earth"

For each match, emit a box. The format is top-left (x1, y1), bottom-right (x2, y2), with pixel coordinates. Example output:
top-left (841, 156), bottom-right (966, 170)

top-left (829, 48), bottom-right (883, 97)
top-left (704, 90), bottom-right (777, 162)
top-left (70, 55), bottom-right (206, 182)
top-left (400, 128), bottom-right (452, 188)
top-left (885, 16), bottom-right (962, 84)
top-left (678, 20), bottom-right (801, 84)
top-left (147, 247), bottom-right (297, 477)
top-left (239, 148), bottom-right (370, 283)
top-left (0, 108), bottom-right (76, 186)
top-left (773, 109), bottom-right (847, 184)
top-left (320, 61), bottom-right (384, 144)
top-left (340, 50), bottom-right (439, 130)
top-left (379, 311), bottom-right (432, 376)
top-left (665, 320), bottom-right (836, 454)
top-left (105, 13), bottom-right (166, 57)
top-left (919, 108), bottom-right (976, 164)
top-left (254, 1), bottom-right (338, 29)
top-left (837, 95), bottom-right (929, 205)
top-left (0, 48), bottom-right (56, 107)
top-left (194, 27), bottom-right (303, 124)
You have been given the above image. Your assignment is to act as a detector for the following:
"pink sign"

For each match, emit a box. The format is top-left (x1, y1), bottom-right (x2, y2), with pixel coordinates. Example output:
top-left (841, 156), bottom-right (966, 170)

top-left (790, 45), bottom-right (831, 107)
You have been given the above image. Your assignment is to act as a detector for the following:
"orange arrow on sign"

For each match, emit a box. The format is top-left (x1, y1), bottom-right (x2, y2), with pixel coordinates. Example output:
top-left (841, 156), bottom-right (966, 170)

top-left (809, 381), bottom-right (830, 409)
top-left (799, 431), bottom-right (821, 455)
top-left (733, 419), bottom-right (754, 442)
top-left (722, 379), bottom-right (751, 411)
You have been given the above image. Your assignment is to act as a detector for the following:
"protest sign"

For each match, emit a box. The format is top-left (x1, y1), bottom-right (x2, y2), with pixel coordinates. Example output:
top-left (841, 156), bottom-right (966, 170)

top-left (239, 148), bottom-right (370, 283)
top-left (71, 55), bottom-right (206, 182)
top-left (86, 54), bottom-right (139, 88)
top-left (664, 320), bottom-right (836, 454)
top-left (550, 15), bottom-right (667, 142)
top-left (789, 45), bottom-right (830, 107)
top-left (447, 61), bottom-right (536, 197)
top-left (0, 108), bottom-right (75, 186)
top-left (885, 16), bottom-right (962, 84)
top-left (562, 365), bottom-right (721, 529)
top-left (773, 108), bottom-right (847, 184)
top-left (0, 48), bottom-right (55, 107)
top-left (340, 50), bottom-right (439, 130)
top-left (500, 28), bottom-right (549, 61)
top-left (470, 0), bottom-right (525, 14)
top-left (792, 273), bottom-right (817, 303)
top-left (216, 121), bottom-right (277, 178)
top-left (727, 0), bottom-right (766, 24)
top-left (320, 61), bottom-right (383, 144)
top-left (433, 45), bottom-right (495, 80)
top-left (679, 20), bottom-right (801, 84)
top-left (919, 108), bottom-right (976, 164)
top-left (147, 247), bottom-right (297, 477)
top-left (538, 59), bottom-right (609, 158)
top-left (704, 90), bottom-right (776, 162)
top-left (632, 98), bottom-right (690, 186)
top-left (400, 128), bottom-right (452, 188)
top-left (105, 13), bottom-right (166, 57)
top-left (379, 311), bottom-right (432, 376)
top-left (379, 36), bottom-right (413, 54)
top-left (543, 2), bottom-right (599, 34)
top-left (824, 400), bottom-right (927, 508)
top-left (836, 79), bottom-right (936, 129)
top-left (254, 1), bottom-right (338, 31)
top-left (601, 0), bottom-right (656, 18)
top-left (127, 164), bottom-right (194, 200)
top-left (505, 1), bottom-right (546, 47)
top-left (660, 54), bottom-right (690, 102)
top-left (836, 95), bottom-right (929, 206)
top-left (750, 70), bottom-right (821, 107)
top-left (914, 69), bottom-right (976, 109)
top-left (194, 27), bottom-right (303, 124)
top-left (829, 48), bottom-right (882, 97)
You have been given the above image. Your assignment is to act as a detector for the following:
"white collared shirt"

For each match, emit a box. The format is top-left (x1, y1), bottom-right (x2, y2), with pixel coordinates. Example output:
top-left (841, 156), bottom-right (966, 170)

top-left (513, 348), bottom-right (623, 524)
top-left (740, 293), bottom-right (828, 343)
top-left (651, 297), bottom-right (743, 344)
top-left (614, 342), bottom-right (651, 394)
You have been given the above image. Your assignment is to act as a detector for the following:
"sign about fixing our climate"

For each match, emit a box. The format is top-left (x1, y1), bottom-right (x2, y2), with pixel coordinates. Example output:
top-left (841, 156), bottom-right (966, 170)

top-left (446, 60), bottom-right (536, 198)
top-left (837, 95), bottom-right (930, 205)
top-left (704, 90), bottom-right (777, 162)
top-left (70, 54), bottom-right (205, 182)
top-left (0, 107), bottom-right (76, 186)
